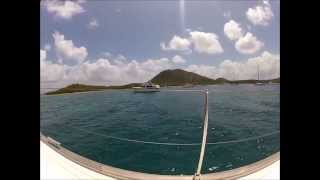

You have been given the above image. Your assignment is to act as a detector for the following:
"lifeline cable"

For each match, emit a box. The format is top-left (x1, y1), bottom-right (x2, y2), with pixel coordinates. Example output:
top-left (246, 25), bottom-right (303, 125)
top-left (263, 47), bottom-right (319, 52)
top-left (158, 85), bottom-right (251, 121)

top-left (67, 125), bottom-right (279, 146)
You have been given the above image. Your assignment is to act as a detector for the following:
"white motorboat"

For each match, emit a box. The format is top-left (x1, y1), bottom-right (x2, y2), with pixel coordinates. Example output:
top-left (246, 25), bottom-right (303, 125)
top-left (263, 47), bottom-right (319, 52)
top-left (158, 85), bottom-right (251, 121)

top-left (133, 81), bottom-right (160, 92)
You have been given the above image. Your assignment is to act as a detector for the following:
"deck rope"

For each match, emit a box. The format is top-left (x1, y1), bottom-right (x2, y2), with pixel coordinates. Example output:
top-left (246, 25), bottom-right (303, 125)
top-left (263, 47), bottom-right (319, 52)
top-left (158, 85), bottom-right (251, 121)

top-left (67, 125), bottom-right (279, 146)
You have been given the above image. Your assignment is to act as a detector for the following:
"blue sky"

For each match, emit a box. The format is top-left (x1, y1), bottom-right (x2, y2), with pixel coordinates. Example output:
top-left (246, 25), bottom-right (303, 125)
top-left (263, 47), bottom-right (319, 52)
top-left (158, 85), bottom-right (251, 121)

top-left (40, 0), bottom-right (280, 88)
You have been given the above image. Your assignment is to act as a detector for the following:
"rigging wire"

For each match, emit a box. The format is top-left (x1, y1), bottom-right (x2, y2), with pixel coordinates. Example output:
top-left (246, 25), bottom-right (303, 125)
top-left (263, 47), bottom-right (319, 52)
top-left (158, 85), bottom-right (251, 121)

top-left (67, 125), bottom-right (279, 146)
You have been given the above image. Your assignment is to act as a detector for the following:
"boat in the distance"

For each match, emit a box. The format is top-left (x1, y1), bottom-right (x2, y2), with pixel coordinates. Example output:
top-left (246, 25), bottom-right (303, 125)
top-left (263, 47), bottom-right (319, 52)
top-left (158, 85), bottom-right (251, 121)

top-left (255, 64), bottom-right (266, 86)
top-left (132, 81), bottom-right (160, 92)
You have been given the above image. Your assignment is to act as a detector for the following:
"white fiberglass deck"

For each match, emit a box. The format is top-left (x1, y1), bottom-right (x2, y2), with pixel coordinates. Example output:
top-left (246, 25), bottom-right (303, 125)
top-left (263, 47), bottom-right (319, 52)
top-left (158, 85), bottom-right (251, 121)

top-left (40, 140), bottom-right (279, 180)
top-left (41, 141), bottom-right (115, 180)
top-left (239, 161), bottom-right (279, 180)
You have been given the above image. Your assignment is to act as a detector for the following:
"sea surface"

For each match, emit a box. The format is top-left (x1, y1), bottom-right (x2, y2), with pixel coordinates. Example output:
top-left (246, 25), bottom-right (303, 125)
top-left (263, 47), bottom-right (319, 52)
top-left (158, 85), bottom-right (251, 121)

top-left (40, 84), bottom-right (280, 175)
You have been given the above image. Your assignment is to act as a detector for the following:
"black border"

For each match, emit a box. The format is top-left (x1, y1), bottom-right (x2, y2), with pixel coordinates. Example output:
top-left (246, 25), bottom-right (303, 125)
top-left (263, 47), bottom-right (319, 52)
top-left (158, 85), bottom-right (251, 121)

top-left (1, 0), bottom-right (39, 179)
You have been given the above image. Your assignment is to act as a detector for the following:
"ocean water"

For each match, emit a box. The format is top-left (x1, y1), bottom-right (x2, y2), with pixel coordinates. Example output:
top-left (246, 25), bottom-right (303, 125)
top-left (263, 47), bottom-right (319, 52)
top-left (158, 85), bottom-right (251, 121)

top-left (40, 84), bottom-right (279, 175)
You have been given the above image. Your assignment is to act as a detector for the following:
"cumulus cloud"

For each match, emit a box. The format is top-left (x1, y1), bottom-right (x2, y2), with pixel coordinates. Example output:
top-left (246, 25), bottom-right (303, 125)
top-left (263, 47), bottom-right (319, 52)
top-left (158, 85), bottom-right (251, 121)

top-left (53, 31), bottom-right (88, 64)
top-left (224, 20), bottom-right (243, 41)
top-left (222, 20), bottom-right (264, 54)
top-left (42, 0), bottom-right (85, 20)
top-left (185, 51), bottom-right (279, 80)
top-left (185, 64), bottom-right (217, 79)
top-left (172, 55), bottom-right (186, 64)
top-left (161, 31), bottom-right (223, 55)
top-left (161, 35), bottom-right (191, 51)
top-left (235, 32), bottom-right (264, 54)
top-left (41, 48), bottom-right (279, 92)
top-left (189, 31), bottom-right (224, 54)
top-left (246, 0), bottom-right (274, 26)
top-left (40, 49), bottom-right (66, 83)
top-left (40, 52), bottom-right (189, 89)
top-left (65, 57), bottom-right (175, 85)
top-left (87, 18), bottom-right (99, 29)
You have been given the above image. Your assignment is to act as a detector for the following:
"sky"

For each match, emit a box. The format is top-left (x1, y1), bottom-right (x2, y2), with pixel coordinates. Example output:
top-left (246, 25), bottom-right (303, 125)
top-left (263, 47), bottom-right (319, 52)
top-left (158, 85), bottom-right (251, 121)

top-left (40, 0), bottom-right (280, 90)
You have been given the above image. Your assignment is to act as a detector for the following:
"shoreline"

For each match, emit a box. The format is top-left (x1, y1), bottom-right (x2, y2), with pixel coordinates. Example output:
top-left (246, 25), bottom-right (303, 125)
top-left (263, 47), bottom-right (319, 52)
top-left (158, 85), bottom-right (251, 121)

top-left (42, 83), bottom-right (280, 96)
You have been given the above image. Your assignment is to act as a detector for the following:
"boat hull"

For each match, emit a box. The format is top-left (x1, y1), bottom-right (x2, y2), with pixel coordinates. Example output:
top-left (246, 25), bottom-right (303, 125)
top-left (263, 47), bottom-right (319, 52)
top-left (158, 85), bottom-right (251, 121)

top-left (133, 89), bottom-right (160, 93)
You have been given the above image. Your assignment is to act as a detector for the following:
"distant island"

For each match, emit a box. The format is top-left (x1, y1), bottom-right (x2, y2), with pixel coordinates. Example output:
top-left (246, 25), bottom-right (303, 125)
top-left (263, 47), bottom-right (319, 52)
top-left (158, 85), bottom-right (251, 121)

top-left (45, 83), bottom-right (142, 95)
top-left (45, 69), bottom-right (280, 95)
top-left (151, 69), bottom-right (279, 86)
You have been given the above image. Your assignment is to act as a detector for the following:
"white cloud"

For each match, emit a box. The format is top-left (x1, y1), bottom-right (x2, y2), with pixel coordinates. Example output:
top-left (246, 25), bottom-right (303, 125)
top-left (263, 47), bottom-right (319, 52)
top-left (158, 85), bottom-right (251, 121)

top-left (41, 61), bottom-right (66, 83)
top-left (42, 0), bottom-right (85, 20)
top-left (40, 52), bottom-right (189, 89)
top-left (40, 49), bottom-right (66, 83)
top-left (65, 57), bottom-right (175, 85)
top-left (41, 49), bottom-right (279, 91)
top-left (235, 32), bottom-right (264, 54)
top-left (172, 55), bottom-right (186, 64)
top-left (224, 20), bottom-right (243, 41)
top-left (246, 0), bottom-right (274, 26)
top-left (53, 31), bottom-right (88, 64)
top-left (185, 51), bottom-right (279, 80)
top-left (185, 64), bottom-right (218, 79)
top-left (161, 35), bottom-right (191, 51)
top-left (161, 31), bottom-right (223, 55)
top-left (189, 31), bottom-right (224, 54)
top-left (88, 18), bottom-right (99, 29)
top-left (223, 20), bottom-right (263, 55)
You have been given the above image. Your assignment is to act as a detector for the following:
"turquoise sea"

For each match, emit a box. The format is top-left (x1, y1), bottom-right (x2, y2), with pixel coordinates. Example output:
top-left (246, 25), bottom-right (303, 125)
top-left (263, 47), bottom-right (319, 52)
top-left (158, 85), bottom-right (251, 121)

top-left (40, 84), bottom-right (279, 175)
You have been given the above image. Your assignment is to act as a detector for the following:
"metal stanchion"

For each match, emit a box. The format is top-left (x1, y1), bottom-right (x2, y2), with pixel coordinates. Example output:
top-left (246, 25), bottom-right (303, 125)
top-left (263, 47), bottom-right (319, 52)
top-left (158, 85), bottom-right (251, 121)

top-left (193, 89), bottom-right (209, 180)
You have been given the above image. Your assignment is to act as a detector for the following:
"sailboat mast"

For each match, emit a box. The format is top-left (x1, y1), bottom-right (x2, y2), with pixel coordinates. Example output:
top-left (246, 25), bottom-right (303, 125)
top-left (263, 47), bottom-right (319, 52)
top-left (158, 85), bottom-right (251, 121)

top-left (257, 64), bottom-right (260, 81)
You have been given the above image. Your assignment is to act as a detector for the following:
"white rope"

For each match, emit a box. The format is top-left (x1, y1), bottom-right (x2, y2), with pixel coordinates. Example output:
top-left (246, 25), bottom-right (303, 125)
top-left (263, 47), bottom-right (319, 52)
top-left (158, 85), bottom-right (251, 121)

top-left (68, 126), bottom-right (279, 146)
top-left (70, 126), bottom-right (199, 146)
top-left (206, 131), bottom-right (279, 145)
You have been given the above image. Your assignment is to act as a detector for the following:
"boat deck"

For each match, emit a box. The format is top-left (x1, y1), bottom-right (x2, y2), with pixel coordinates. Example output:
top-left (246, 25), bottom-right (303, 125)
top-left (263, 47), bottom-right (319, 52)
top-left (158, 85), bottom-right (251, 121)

top-left (40, 139), bottom-right (279, 180)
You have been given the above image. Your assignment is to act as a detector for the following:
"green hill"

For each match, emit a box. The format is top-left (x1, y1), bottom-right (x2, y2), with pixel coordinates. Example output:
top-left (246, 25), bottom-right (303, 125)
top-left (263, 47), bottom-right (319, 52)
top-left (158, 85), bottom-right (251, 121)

top-left (106, 83), bottom-right (143, 89)
top-left (45, 69), bottom-right (279, 95)
top-left (271, 77), bottom-right (280, 83)
top-left (230, 77), bottom-right (280, 84)
top-left (45, 84), bottom-right (109, 95)
top-left (45, 83), bottom-right (143, 95)
top-left (150, 69), bottom-right (228, 86)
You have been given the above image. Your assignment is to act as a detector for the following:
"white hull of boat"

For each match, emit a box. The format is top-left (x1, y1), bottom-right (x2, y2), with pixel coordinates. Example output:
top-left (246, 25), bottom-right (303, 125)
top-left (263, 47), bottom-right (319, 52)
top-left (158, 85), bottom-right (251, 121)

top-left (41, 137), bottom-right (280, 180)
top-left (134, 89), bottom-right (160, 93)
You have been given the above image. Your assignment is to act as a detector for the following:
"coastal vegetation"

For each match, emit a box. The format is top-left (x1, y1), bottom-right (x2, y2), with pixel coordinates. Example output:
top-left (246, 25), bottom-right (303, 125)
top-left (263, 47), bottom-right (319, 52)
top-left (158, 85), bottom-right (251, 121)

top-left (45, 69), bottom-right (279, 95)
top-left (45, 83), bottom-right (142, 95)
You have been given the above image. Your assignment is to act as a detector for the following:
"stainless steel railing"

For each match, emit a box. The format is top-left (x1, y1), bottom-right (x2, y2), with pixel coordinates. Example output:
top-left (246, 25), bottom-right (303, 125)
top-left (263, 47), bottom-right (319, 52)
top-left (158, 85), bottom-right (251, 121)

top-left (194, 89), bottom-right (209, 179)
